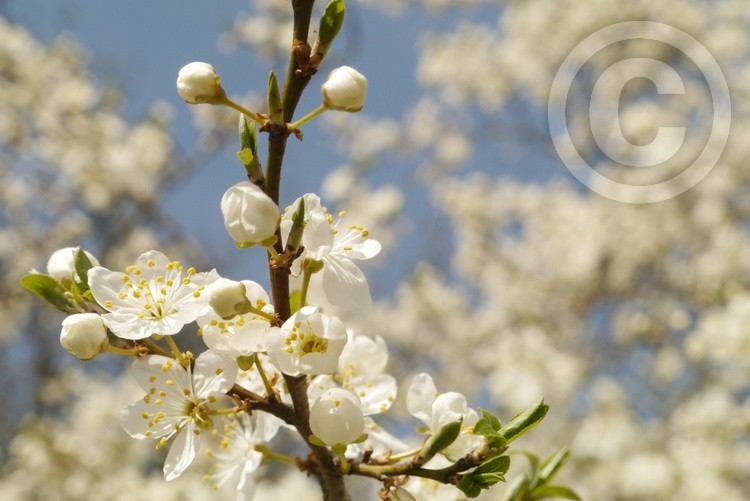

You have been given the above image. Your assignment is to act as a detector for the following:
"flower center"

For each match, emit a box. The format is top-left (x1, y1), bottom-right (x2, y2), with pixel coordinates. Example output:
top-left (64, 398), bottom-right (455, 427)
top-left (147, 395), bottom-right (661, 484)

top-left (285, 323), bottom-right (328, 357)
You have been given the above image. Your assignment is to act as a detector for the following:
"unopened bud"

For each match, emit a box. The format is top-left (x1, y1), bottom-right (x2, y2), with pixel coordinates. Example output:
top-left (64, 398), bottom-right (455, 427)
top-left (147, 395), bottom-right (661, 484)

top-left (310, 387), bottom-right (365, 447)
top-left (176, 62), bottom-right (225, 104)
top-left (221, 181), bottom-right (280, 246)
top-left (207, 278), bottom-right (247, 318)
top-left (47, 247), bottom-right (99, 283)
top-left (321, 66), bottom-right (367, 112)
top-left (60, 313), bottom-right (109, 361)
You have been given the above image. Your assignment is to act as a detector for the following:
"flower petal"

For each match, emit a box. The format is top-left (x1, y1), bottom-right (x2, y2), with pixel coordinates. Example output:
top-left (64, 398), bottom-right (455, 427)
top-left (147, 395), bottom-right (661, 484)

top-left (192, 350), bottom-right (238, 397)
top-left (406, 373), bottom-right (438, 425)
top-left (163, 424), bottom-right (199, 481)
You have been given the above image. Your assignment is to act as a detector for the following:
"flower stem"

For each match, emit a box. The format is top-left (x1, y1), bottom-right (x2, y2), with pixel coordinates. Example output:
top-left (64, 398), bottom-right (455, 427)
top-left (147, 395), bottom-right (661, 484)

top-left (254, 353), bottom-right (275, 397)
top-left (388, 447), bottom-right (421, 462)
top-left (218, 96), bottom-right (267, 126)
top-left (256, 444), bottom-right (298, 467)
top-left (106, 345), bottom-right (140, 356)
top-left (287, 104), bottom-right (327, 131)
top-left (165, 336), bottom-right (186, 366)
top-left (300, 268), bottom-right (313, 308)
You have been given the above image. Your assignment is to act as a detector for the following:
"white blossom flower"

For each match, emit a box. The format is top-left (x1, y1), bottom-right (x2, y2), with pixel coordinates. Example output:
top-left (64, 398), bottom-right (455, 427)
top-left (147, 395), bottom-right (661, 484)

top-left (308, 332), bottom-right (400, 457)
top-left (283, 193), bottom-right (382, 308)
top-left (59, 313), bottom-right (108, 360)
top-left (88, 250), bottom-right (219, 340)
top-left (322, 66), bottom-right (367, 112)
top-left (309, 332), bottom-right (396, 416)
top-left (406, 373), bottom-right (481, 461)
top-left (198, 280), bottom-right (278, 359)
top-left (47, 246), bottom-right (99, 283)
top-left (310, 387), bottom-right (365, 447)
top-left (266, 306), bottom-right (347, 376)
top-left (205, 412), bottom-right (282, 499)
top-left (176, 62), bottom-right (224, 104)
top-left (221, 181), bottom-right (280, 247)
top-left (120, 351), bottom-right (238, 481)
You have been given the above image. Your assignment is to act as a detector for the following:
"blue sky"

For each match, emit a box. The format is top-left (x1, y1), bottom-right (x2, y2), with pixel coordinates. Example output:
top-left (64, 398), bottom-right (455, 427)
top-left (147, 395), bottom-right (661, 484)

top-left (5, 1), bottom-right (559, 297)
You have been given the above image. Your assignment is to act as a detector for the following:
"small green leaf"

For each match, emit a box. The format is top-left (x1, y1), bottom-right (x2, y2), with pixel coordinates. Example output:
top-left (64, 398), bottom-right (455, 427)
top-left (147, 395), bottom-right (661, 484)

top-left (238, 115), bottom-right (264, 184)
top-left (474, 455), bottom-right (511, 476)
top-left (267, 71), bottom-right (283, 124)
top-left (309, 434), bottom-right (327, 447)
top-left (285, 196), bottom-right (306, 253)
top-left (481, 408), bottom-right (502, 430)
top-left (20, 274), bottom-right (72, 312)
top-left (487, 435), bottom-right (508, 451)
top-left (457, 478), bottom-right (482, 498)
top-left (317, 0), bottom-right (345, 55)
top-left (289, 290), bottom-right (301, 314)
top-left (237, 148), bottom-right (254, 165)
top-left (537, 448), bottom-right (570, 484)
top-left (73, 247), bottom-right (94, 293)
top-left (530, 485), bottom-right (581, 500)
top-left (500, 399), bottom-right (549, 444)
top-left (503, 474), bottom-right (531, 501)
top-left (423, 419), bottom-right (462, 457)
top-left (236, 355), bottom-right (254, 371)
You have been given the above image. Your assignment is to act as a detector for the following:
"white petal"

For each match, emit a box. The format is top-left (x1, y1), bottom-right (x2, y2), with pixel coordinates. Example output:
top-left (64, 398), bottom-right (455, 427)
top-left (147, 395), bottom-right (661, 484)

top-left (120, 400), bottom-right (176, 439)
top-left (406, 373), bottom-right (438, 424)
top-left (266, 328), bottom-right (301, 376)
top-left (307, 375), bottom-right (337, 405)
top-left (339, 334), bottom-right (388, 376)
top-left (321, 256), bottom-right (372, 308)
top-left (192, 350), bottom-right (238, 397)
top-left (163, 424), bottom-right (200, 481)
top-left (431, 392), bottom-right (469, 430)
top-left (348, 374), bottom-right (397, 415)
top-left (131, 355), bottom-right (186, 390)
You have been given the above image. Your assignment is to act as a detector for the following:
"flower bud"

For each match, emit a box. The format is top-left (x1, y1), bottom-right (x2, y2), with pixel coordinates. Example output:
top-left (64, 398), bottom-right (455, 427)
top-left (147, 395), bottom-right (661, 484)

top-left (321, 66), bottom-right (367, 112)
top-left (47, 247), bottom-right (100, 283)
top-left (176, 62), bottom-right (225, 104)
top-left (310, 387), bottom-right (365, 446)
top-left (221, 181), bottom-right (280, 247)
top-left (60, 313), bottom-right (109, 360)
top-left (207, 278), bottom-right (247, 318)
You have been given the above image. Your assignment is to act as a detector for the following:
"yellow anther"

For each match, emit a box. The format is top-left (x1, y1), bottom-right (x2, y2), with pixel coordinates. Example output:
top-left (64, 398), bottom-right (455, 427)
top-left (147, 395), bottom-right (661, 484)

top-left (149, 376), bottom-right (156, 382)
top-left (147, 259), bottom-right (156, 268)
top-left (166, 380), bottom-right (175, 386)
top-left (103, 301), bottom-right (113, 308)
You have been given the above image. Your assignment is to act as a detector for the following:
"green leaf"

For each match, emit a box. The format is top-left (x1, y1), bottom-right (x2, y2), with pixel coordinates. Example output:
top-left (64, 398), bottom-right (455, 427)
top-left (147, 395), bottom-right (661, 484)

top-left (237, 148), bottom-right (254, 165)
top-left (289, 290), bottom-right (301, 314)
top-left (73, 247), bottom-right (94, 293)
top-left (456, 475), bottom-right (483, 498)
top-left (530, 485), bottom-right (581, 500)
top-left (317, 0), bottom-right (345, 54)
top-left (20, 274), bottom-right (72, 312)
top-left (481, 408), bottom-right (502, 430)
top-left (238, 115), bottom-right (264, 184)
top-left (474, 411), bottom-right (502, 436)
top-left (267, 71), bottom-right (283, 124)
top-left (423, 419), bottom-right (462, 457)
top-left (503, 474), bottom-right (530, 501)
top-left (285, 196), bottom-right (305, 253)
top-left (537, 448), bottom-right (570, 484)
top-left (475, 455), bottom-right (511, 476)
top-left (500, 399), bottom-right (549, 444)
top-left (236, 355), bottom-right (254, 371)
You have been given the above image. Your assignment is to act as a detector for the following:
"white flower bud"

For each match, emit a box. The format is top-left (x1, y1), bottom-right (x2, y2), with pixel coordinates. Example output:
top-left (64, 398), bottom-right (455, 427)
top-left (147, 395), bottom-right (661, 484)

top-left (206, 278), bottom-right (247, 318)
top-left (60, 313), bottom-right (109, 361)
top-left (321, 66), bottom-right (367, 112)
top-left (221, 181), bottom-right (280, 246)
top-left (47, 247), bottom-right (99, 283)
top-left (176, 62), bottom-right (224, 104)
top-left (310, 387), bottom-right (365, 446)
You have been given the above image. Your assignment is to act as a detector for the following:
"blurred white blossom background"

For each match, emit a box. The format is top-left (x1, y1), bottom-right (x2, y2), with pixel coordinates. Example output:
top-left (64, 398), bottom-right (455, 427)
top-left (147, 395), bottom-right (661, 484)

top-left (1, 0), bottom-right (749, 499)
